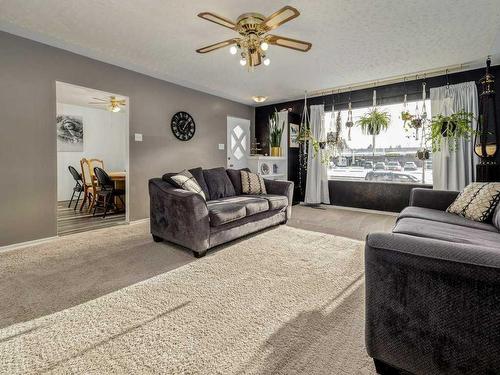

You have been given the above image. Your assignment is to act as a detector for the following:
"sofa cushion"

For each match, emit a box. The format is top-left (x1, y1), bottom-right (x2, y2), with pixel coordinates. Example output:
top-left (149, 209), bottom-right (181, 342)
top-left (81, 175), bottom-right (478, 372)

top-left (206, 201), bottom-right (246, 227)
top-left (241, 170), bottom-right (267, 195)
top-left (188, 167), bottom-right (210, 199)
top-left (399, 206), bottom-right (498, 232)
top-left (393, 217), bottom-right (500, 249)
top-left (447, 182), bottom-right (500, 222)
top-left (203, 167), bottom-right (236, 200)
top-left (493, 203), bottom-right (500, 231)
top-left (213, 196), bottom-right (269, 216)
top-left (250, 194), bottom-right (288, 211)
top-left (226, 168), bottom-right (250, 195)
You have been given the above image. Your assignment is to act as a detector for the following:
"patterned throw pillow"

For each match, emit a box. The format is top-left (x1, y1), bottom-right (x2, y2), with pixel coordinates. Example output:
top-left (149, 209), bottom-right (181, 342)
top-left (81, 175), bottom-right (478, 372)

top-left (170, 170), bottom-right (206, 200)
top-left (447, 182), bottom-right (500, 222)
top-left (240, 170), bottom-right (267, 195)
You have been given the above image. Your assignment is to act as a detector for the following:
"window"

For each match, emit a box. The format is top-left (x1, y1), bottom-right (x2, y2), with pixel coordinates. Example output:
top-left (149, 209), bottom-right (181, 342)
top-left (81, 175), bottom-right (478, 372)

top-left (325, 100), bottom-right (432, 185)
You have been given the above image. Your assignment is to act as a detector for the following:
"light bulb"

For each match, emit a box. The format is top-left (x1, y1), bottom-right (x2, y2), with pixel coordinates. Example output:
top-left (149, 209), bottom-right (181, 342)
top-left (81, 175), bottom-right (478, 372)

top-left (108, 105), bottom-right (120, 113)
top-left (263, 57), bottom-right (270, 66)
top-left (229, 46), bottom-right (237, 55)
top-left (260, 41), bottom-right (269, 51)
top-left (239, 58), bottom-right (247, 66)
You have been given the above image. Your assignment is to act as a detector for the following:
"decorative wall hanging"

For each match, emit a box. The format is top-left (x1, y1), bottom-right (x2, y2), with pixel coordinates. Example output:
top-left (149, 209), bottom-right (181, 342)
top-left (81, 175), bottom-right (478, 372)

top-left (57, 115), bottom-right (84, 152)
top-left (474, 57), bottom-right (498, 162)
top-left (171, 112), bottom-right (196, 141)
top-left (289, 123), bottom-right (300, 148)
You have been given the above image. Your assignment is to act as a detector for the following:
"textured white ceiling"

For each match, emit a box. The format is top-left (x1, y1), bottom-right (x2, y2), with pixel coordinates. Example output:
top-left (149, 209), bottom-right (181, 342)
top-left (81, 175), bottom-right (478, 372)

top-left (56, 81), bottom-right (128, 113)
top-left (1, 0), bottom-right (500, 106)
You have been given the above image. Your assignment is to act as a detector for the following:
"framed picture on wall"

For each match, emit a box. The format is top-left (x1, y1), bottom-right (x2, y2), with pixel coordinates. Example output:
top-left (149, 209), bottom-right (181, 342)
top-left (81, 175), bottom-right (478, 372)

top-left (289, 123), bottom-right (300, 148)
top-left (57, 115), bottom-right (84, 152)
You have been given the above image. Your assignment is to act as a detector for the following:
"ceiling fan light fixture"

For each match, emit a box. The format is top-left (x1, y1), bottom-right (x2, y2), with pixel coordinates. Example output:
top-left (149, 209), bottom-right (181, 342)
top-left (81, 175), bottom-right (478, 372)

top-left (252, 96), bottom-right (268, 103)
top-left (196, 6), bottom-right (311, 69)
top-left (263, 57), bottom-right (270, 66)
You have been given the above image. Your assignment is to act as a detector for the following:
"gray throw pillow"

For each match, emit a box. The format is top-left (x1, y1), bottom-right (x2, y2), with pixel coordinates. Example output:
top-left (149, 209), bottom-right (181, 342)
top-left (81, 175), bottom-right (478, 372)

top-left (203, 167), bottom-right (236, 200)
top-left (226, 168), bottom-right (250, 195)
top-left (447, 182), bottom-right (500, 222)
top-left (169, 170), bottom-right (206, 200)
top-left (241, 170), bottom-right (267, 195)
top-left (188, 167), bottom-right (210, 198)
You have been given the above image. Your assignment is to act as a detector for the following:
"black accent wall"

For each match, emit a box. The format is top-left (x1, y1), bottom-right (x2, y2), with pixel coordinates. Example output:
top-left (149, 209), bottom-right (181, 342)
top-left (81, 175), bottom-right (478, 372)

top-left (255, 65), bottom-right (500, 212)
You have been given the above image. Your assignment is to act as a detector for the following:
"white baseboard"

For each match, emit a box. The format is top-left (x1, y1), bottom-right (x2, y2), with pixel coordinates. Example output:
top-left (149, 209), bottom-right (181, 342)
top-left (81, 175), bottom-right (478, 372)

top-left (129, 218), bottom-right (149, 225)
top-left (0, 218), bottom-right (149, 254)
top-left (0, 236), bottom-right (59, 254)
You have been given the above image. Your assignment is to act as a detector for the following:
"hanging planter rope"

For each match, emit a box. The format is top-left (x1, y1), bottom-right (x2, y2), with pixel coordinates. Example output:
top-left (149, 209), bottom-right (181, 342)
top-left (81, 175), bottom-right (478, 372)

top-left (345, 90), bottom-right (354, 141)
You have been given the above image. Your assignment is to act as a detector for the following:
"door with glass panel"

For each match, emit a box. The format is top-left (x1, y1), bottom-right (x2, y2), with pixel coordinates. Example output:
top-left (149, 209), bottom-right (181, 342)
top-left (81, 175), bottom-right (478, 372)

top-left (227, 116), bottom-right (250, 169)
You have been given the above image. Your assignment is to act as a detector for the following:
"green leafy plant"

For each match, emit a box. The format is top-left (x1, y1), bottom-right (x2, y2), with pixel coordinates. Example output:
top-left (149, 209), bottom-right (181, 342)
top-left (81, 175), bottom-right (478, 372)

top-left (357, 108), bottom-right (391, 135)
top-left (428, 110), bottom-right (476, 152)
top-left (269, 109), bottom-right (284, 147)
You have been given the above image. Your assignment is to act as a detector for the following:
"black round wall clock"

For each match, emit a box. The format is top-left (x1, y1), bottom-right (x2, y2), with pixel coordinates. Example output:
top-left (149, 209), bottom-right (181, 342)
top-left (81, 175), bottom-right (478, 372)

top-left (171, 111), bottom-right (196, 141)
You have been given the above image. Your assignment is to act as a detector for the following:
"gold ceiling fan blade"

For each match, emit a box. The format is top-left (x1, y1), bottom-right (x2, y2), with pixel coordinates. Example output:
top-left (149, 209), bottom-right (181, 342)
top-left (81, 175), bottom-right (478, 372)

top-left (261, 6), bottom-right (300, 31)
top-left (91, 97), bottom-right (108, 102)
top-left (196, 38), bottom-right (239, 54)
top-left (88, 102), bottom-right (106, 105)
top-left (198, 12), bottom-right (236, 30)
top-left (266, 34), bottom-right (312, 52)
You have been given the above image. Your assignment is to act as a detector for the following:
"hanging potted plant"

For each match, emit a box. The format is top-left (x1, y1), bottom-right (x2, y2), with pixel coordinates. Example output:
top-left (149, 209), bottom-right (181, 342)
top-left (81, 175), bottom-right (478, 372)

top-left (416, 148), bottom-right (430, 160)
top-left (428, 110), bottom-right (476, 152)
top-left (357, 108), bottom-right (391, 135)
top-left (269, 109), bottom-right (284, 156)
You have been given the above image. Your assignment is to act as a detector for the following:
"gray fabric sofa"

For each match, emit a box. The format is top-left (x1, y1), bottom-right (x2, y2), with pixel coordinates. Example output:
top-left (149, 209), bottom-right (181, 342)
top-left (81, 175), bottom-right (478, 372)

top-left (365, 188), bottom-right (500, 375)
top-left (149, 167), bottom-right (293, 257)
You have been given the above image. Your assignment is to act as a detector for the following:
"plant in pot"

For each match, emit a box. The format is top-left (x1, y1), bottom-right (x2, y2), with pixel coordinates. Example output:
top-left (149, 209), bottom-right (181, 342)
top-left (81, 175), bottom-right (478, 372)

top-left (416, 148), bottom-right (430, 160)
top-left (428, 110), bottom-right (476, 152)
top-left (269, 109), bottom-right (284, 156)
top-left (357, 108), bottom-right (391, 136)
top-left (357, 107), bottom-right (390, 169)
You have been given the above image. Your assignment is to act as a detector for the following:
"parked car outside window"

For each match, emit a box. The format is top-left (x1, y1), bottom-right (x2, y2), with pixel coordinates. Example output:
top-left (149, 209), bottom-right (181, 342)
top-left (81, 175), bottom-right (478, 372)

top-left (365, 171), bottom-right (419, 183)
top-left (374, 162), bottom-right (386, 170)
top-left (387, 161), bottom-right (402, 171)
top-left (403, 162), bottom-right (418, 171)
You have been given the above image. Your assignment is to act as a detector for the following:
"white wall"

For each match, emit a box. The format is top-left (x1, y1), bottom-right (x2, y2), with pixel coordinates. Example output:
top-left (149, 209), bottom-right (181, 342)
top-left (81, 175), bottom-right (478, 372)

top-left (57, 103), bottom-right (127, 201)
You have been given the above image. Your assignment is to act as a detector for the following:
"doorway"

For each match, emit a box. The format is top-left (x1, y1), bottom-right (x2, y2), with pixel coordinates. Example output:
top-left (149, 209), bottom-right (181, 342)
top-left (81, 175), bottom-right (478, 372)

top-left (227, 116), bottom-right (250, 169)
top-left (56, 82), bottom-right (129, 235)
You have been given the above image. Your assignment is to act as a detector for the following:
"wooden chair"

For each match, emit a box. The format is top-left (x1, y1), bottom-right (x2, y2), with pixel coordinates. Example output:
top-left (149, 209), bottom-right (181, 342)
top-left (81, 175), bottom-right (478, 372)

top-left (79, 158), bottom-right (100, 213)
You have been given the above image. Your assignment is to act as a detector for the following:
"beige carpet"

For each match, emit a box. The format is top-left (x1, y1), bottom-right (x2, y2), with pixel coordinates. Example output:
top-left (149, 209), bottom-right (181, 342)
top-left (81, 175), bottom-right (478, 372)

top-left (0, 224), bottom-right (374, 374)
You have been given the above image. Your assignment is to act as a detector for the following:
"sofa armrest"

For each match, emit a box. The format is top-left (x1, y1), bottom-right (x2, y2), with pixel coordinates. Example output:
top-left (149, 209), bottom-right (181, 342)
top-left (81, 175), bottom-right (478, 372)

top-left (149, 178), bottom-right (210, 252)
top-left (365, 232), bottom-right (500, 374)
top-left (409, 188), bottom-right (459, 211)
top-left (264, 179), bottom-right (294, 219)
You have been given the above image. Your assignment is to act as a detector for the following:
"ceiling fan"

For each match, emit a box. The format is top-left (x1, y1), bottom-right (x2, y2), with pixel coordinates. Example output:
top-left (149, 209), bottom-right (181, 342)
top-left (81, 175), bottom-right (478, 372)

top-left (196, 6), bottom-right (312, 69)
top-left (88, 96), bottom-right (126, 112)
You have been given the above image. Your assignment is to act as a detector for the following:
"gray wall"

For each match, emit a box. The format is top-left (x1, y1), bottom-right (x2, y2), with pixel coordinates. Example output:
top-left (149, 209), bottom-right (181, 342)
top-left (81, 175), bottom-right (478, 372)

top-left (0, 31), bottom-right (254, 247)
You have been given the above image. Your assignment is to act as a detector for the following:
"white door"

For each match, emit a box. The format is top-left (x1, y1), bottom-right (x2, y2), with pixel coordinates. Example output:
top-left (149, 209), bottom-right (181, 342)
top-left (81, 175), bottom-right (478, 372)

top-left (227, 116), bottom-right (250, 169)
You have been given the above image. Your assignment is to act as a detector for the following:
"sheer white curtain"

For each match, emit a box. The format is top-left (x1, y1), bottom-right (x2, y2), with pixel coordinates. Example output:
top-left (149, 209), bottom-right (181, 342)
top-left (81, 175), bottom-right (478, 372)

top-left (430, 82), bottom-right (478, 191)
top-left (305, 104), bottom-right (330, 204)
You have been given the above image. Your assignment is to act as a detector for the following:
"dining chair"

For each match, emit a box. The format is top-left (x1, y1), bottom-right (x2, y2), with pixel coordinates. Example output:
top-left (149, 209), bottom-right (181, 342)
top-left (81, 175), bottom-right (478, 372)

top-left (79, 158), bottom-right (99, 213)
top-left (93, 167), bottom-right (125, 218)
top-left (88, 159), bottom-right (104, 179)
top-left (67, 165), bottom-right (84, 210)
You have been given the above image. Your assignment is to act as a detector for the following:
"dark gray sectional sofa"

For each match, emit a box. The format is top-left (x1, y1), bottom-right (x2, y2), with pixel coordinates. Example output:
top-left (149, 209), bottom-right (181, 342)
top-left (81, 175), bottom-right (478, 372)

top-left (365, 188), bottom-right (500, 374)
top-left (149, 167), bottom-right (293, 257)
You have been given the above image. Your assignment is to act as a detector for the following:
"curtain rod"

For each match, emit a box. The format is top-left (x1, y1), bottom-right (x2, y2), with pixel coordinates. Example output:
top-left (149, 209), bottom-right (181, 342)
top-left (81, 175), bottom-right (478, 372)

top-left (307, 62), bottom-right (471, 99)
